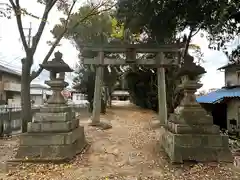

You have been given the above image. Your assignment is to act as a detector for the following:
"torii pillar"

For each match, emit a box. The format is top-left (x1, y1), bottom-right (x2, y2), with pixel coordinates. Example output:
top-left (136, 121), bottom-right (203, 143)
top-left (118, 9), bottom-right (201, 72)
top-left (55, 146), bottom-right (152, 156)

top-left (157, 52), bottom-right (168, 126)
top-left (90, 51), bottom-right (112, 130)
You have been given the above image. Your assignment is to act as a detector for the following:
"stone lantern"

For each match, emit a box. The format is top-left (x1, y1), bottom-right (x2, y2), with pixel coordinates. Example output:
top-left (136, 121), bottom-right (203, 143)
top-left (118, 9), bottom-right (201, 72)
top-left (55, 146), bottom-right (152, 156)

top-left (177, 53), bottom-right (206, 107)
top-left (40, 51), bottom-right (73, 105)
top-left (161, 53), bottom-right (233, 163)
top-left (13, 51), bottom-right (86, 162)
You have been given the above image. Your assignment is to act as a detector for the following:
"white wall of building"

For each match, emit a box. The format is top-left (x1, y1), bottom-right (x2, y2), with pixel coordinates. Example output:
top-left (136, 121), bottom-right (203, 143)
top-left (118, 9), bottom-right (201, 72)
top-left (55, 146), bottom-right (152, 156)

top-left (72, 93), bottom-right (87, 104)
top-left (30, 86), bottom-right (52, 106)
top-left (31, 94), bottom-right (44, 105)
top-left (8, 94), bottom-right (21, 107)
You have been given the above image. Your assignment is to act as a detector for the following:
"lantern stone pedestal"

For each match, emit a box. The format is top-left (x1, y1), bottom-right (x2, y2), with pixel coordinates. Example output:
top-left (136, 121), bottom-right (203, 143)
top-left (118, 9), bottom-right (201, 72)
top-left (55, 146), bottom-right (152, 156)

top-left (161, 54), bottom-right (233, 163)
top-left (13, 52), bottom-right (86, 162)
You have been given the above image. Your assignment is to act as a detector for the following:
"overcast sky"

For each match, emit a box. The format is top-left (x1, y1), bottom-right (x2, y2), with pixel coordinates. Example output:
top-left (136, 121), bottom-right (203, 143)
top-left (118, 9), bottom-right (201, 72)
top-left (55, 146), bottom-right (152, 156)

top-left (0, 0), bottom-right (238, 90)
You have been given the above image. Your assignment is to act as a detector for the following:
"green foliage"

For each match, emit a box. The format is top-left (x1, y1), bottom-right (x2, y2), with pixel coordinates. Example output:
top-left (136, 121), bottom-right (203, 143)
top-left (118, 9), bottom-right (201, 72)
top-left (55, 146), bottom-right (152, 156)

top-left (52, 0), bottom-right (240, 115)
top-left (52, 5), bottom-right (113, 53)
top-left (116, 0), bottom-right (227, 113)
top-left (111, 17), bottom-right (124, 39)
top-left (226, 45), bottom-right (240, 64)
top-left (116, 0), bottom-right (240, 45)
top-left (207, 5), bottom-right (240, 51)
top-left (52, 4), bottom-right (122, 111)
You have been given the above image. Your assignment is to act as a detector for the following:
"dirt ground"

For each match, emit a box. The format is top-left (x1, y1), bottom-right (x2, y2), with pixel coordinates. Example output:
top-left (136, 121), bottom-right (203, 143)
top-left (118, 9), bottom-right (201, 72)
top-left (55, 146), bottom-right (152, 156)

top-left (0, 101), bottom-right (240, 180)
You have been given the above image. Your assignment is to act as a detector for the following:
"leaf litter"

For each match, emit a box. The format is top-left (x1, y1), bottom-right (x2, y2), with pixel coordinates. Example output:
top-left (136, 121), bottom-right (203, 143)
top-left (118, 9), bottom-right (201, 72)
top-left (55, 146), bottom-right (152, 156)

top-left (0, 101), bottom-right (240, 180)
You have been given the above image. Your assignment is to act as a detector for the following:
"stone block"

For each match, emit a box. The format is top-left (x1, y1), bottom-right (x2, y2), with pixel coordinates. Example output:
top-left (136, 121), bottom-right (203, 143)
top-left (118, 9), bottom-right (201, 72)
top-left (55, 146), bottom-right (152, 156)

top-left (33, 112), bottom-right (71, 122)
top-left (171, 108), bottom-right (213, 125)
top-left (207, 135), bottom-right (229, 147)
top-left (40, 106), bottom-right (72, 113)
top-left (20, 126), bottom-right (84, 146)
top-left (15, 136), bottom-right (86, 161)
top-left (167, 122), bottom-right (220, 134)
top-left (28, 118), bottom-right (79, 132)
top-left (161, 130), bottom-right (233, 163)
top-left (174, 134), bottom-right (202, 147)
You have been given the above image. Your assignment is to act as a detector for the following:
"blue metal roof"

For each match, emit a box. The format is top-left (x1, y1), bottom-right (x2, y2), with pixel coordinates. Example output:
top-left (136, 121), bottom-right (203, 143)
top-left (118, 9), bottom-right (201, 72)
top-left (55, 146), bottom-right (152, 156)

top-left (196, 87), bottom-right (240, 104)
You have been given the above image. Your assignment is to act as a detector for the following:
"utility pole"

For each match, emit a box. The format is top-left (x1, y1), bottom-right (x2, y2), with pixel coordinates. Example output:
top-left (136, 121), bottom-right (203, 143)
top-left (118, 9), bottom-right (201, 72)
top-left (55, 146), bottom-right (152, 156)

top-left (23, 22), bottom-right (32, 47)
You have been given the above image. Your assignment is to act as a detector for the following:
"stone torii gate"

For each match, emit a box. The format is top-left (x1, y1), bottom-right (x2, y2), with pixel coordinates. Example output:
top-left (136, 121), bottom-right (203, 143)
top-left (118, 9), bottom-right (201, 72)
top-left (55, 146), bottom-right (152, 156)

top-left (82, 43), bottom-right (184, 128)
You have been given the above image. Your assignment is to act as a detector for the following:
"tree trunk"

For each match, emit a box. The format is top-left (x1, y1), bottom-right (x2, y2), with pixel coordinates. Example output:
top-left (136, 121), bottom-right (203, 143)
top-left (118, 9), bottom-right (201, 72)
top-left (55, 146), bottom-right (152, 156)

top-left (103, 86), bottom-right (108, 105)
top-left (107, 86), bottom-right (112, 107)
top-left (21, 58), bottom-right (32, 133)
top-left (101, 98), bottom-right (106, 114)
top-left (89, 100), bottom-right (93, 113)
top-left (108, 96), bottom-right (112, 107)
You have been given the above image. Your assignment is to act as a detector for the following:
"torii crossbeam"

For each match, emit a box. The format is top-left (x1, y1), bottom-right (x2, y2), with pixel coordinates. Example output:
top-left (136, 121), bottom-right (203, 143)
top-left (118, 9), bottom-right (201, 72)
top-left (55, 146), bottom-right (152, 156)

top-left (81, 43), bottom-right (185, 129)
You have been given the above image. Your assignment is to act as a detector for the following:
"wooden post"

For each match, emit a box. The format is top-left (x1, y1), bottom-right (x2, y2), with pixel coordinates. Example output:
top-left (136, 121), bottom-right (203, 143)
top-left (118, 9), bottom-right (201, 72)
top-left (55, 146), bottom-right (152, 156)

top-left (157, 52), bottom-right (168, 125)
top-left (91, 51), bottom-right (104, 124)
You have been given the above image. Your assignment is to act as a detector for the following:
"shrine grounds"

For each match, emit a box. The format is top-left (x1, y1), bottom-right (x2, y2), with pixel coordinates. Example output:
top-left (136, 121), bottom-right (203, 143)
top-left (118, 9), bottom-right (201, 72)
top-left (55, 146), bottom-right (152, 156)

top-left (0, 101), bottom-right (239, 180)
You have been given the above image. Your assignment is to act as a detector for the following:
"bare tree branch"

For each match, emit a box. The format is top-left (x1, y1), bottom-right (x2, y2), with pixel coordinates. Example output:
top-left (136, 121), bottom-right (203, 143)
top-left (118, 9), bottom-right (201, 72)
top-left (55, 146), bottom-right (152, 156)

top-left (70, 1), bottom-right (114, 34)
top-left (31, 1), bottom-right (115, 81)
top-left (191, 27), bottom-right (201, 37)
top-left (191, 23), bottom-right (203, 37)
top-left (31, 0), bottom-right (57, 53)
top-left (30, 0), bottom-right (77, 80)
top-left (9, 0), bottom-right (29, 53)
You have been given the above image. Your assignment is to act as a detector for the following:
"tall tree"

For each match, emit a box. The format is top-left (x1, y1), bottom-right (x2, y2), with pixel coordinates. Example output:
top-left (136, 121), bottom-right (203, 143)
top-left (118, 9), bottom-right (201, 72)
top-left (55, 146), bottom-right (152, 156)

top-left (7, 0), bottom-right (113, 132)
top-left (116, 0), bottom-right (240, 49)
top-left (207, 1), bottom-right (240, 51)
top-left (115, 0), bottom-right (239, 113)
top-left (52, 6), bottom-right (123, 111)
top-left (207, 2), bottom-right (240, 66)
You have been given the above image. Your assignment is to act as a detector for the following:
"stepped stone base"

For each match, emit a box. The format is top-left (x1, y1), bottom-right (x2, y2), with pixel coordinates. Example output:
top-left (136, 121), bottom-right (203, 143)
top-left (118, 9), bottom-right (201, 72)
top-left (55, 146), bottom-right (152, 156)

top-left (167, 121), bottom-right (220, 134)
top-left (13, 127), bottom-right (86, 162)
top-left (162, 130), bottom-right (233, 163)
top-left (28, 118), bottom-right (79, 133)
top-left (11, 103), bottom-right (87, 162)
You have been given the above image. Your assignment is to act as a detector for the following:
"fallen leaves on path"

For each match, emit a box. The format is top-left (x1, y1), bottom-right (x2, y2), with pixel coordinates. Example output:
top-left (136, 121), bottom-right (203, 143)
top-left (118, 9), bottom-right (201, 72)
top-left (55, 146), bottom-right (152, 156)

top-left (0, 101), bottom-right (240, 180)
top-left (6, 163), bottom-right (71, 180)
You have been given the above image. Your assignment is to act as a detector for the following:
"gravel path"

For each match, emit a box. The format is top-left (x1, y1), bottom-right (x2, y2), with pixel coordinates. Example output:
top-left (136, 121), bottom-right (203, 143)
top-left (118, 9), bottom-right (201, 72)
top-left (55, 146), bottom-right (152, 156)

top-left (65, 101), bottom-right (165, 179)
top-left (1, 101), bottom-right (240, 180)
